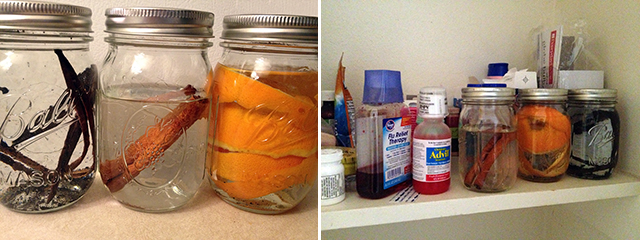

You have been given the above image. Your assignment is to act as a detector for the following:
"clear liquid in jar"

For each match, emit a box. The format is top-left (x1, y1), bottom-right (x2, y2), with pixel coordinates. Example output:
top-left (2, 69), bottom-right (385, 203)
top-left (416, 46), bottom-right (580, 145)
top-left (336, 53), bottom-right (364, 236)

top-left (98, 87), bottom-right (207, 212)
top-left (459, 126), bottom-right (518, 192)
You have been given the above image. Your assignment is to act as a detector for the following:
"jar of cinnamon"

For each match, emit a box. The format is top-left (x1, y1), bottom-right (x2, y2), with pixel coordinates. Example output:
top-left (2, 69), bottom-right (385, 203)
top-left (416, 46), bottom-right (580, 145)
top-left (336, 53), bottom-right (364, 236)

top-left (207, 14), bottom-right (318, 214)
top-left (97, 7), bottom-right (214, 212)
top-left (516, 88), bottom-right (571, 182)
top-left (459, 87), bottom-right (518, 192)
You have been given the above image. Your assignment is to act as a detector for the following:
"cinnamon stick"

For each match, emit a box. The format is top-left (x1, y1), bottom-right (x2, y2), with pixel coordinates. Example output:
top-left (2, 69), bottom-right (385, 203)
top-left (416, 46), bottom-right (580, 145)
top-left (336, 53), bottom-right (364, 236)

top-left (100, 96), bottom-right (208, 192)
top-left (464, 132), bottom-right (516, 189)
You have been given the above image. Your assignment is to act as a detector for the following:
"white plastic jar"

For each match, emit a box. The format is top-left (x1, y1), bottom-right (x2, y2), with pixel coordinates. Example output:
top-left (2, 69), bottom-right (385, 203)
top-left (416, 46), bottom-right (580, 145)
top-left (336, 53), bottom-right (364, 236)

top-left (321, 148), bottom-right (345, 206)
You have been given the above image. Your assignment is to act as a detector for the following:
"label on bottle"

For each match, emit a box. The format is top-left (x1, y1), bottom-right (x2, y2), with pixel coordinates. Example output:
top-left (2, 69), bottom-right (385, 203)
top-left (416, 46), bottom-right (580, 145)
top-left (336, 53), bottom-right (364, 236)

top-left (382, 117), bottom-right (412, 189)
top-left (321, 173), bottom-right (345, 200)
top-left (412, 138), bottom-right (451, 182)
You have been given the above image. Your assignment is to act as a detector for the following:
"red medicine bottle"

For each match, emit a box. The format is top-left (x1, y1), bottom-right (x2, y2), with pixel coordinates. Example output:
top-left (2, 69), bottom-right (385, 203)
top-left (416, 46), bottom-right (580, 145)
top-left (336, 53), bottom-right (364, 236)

top-left (412, 87), bottom-right (451, 194)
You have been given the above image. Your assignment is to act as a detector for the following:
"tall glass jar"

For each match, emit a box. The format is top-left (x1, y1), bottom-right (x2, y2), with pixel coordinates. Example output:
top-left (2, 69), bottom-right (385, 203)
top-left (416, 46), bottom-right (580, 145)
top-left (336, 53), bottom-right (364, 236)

top-left (98, 8), bottom-right (214, 212)
top-left (516, 89), bottom-right (570, 182)
top-left (0, 1), bottom-right (96, 213)
top-left (207, 14), bottom-right (318, 214)
top-left (459, 87), bottom-right (518, 192)
top-left (566, 89), bottom-right (619, 179)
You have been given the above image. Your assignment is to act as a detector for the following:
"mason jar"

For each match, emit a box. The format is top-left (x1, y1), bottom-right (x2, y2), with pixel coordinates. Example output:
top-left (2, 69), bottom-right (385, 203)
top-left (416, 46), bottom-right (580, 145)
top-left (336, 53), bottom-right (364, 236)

top-left (516, 88), bottom-right (571, 182)
top-left (207, 14), bottom-right (318, 214)
top-left (566, 89), bottom-right (619, 179)
top-left (98, 7), bottom-right (214, 212)
top-left (459, 87), bottom-right (518, 192)
top-left (0, 1), bottom-right (96, 212)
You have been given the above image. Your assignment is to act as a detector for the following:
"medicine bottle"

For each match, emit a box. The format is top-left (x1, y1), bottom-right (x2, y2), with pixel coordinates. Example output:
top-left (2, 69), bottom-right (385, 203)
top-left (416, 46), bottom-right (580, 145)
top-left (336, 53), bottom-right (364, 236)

top-left (355, 70), bottom-right (412, 199)
top-left (0, 1), bottom-right (96, 212)
top-left (459, 87), bottom-right (518, 192)
top-left (412, 87), bottom-right (451, 195)
top-left (321, 148), bottom-right (345, 206)
top-left (98, 7), bottom-right (214, 212)
top-left (516, 89), bottom-right (570, 182)
top-left (566, 89), bottom-right (619, 179)
top-left (207, 14), bottom-right (318, 214)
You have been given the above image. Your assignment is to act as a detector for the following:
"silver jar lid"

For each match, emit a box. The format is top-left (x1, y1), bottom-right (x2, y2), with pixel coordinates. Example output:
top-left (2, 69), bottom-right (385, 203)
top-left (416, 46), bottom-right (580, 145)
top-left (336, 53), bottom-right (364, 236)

top-left (568, 88), bottom-right (617, 101)
top-left (0, 1), bottom-right (92, 32)
top-left (517, 88), bottom-right (567, 101)
top-left (105, 7), bottom-right (214, 37)
top-left (462, 87), bottom-right (515, 101)
top-left (221, 14), bottom-right (317, 43)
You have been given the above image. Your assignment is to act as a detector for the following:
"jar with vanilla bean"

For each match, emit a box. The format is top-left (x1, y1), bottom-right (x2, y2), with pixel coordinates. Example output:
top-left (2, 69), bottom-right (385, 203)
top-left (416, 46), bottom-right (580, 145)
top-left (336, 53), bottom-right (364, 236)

top-left (459, 87), bottom-right (518, 192)
top-left (97, 7), bottom-right (214, 212)
top-left (516, 89), bottom-right (571, 182)
top-left (0, 1), bottom-right (96, 213)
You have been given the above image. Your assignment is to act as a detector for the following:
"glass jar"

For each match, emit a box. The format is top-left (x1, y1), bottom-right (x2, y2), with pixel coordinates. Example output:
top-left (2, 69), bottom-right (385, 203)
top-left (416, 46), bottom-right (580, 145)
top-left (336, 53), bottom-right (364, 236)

top-left (459, 87), bottom-right (518, 192)
top-left (0, 1), bottom-right (96, 213)
top-left (566, 89), bottom-right (620, 179)
top-left (98, 8), bottom-right (214, 212)
top-left (516, 88), bottom-right (570, 182)
top-left (207, 14), bottom-right (318, 214)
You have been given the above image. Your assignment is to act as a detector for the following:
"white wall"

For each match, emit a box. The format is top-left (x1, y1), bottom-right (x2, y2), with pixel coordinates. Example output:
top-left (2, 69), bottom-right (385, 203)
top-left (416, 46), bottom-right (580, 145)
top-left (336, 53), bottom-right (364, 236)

top-left (49, 0), bottom-right (318, 66)
top-left (321, 0), bottom-right (555, 101)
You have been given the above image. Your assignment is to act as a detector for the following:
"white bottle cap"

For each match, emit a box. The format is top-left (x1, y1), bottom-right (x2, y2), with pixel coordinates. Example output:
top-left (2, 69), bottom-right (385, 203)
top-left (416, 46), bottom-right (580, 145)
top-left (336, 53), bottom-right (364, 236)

top-left (321, 148), bottom-right (343, 163)
top-left (419, 87), bottom-right (447, 118)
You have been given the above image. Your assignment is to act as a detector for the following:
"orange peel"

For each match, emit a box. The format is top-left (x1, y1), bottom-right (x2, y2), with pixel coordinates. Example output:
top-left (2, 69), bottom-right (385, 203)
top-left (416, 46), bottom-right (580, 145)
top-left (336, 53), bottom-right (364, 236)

top-left (210, 64), bottom-right (316, 125)
top-left (212, 153), bottom-right (317, 200)
top-left (212, 150), bottom-right (305, 182)
top-left (517, 105), bottom-right (571, 154)
top-left (212, 102), bottom-right (317, 158)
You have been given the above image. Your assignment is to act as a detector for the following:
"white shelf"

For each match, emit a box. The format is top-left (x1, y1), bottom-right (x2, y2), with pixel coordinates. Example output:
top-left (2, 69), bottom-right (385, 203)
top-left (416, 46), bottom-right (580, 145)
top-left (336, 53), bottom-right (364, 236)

top-left (321, 160), bottom-right (640, 231)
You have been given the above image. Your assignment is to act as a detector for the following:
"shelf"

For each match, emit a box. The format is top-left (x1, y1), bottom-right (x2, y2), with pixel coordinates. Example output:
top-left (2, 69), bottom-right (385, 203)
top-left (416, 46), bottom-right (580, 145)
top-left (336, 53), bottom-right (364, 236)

top-left (321, 159), bottom-right (640, 231)
top-left (1, 179), bottom-right (318, 239)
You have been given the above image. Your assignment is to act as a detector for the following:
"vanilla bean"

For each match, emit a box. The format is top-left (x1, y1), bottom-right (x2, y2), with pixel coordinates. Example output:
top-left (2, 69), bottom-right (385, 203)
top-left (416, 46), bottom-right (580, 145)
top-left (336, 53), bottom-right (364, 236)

top-left (0, 141), bottom-right (49, 174)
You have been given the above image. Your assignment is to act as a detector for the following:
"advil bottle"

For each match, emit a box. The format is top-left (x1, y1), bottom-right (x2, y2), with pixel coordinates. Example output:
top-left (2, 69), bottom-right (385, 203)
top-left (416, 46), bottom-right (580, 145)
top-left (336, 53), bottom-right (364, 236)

top-left (412, 87), bottom-right (451, 195)
top-left (355, 70), bottom-right (413, 199)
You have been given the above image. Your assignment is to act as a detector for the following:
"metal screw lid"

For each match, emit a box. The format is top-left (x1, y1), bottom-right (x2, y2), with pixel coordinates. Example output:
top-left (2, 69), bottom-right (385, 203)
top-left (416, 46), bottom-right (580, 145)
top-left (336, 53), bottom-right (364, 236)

top-left (105, 7), bottom-right (214, 37)
top-left (568, 88), bottom-right (617, 102)
top-left (517, 88), bottom-right (568, 101)
top-left (0, 1), bottom-right (92, 32)
top-left (221, 14), bottom-right (317, 43)
top-left (462, 87), bottom-right (515, 101)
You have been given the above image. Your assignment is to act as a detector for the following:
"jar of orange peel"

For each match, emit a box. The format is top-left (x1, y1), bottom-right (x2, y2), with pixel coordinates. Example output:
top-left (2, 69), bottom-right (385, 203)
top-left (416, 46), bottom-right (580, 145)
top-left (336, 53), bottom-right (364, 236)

top-left (207, 14), bottom-right (318, 214)
top-left (516, 88), bottom-right (571, 182)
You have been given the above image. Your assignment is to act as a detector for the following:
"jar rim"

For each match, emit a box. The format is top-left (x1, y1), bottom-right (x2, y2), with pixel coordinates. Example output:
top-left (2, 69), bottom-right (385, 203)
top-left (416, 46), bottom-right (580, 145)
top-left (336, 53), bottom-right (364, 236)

top-left (0, 1), bottom-right (92, 33)
top-left (105, 7), bottom-right (214, 38)
top-left (221, 14), bottom-right (317, 43)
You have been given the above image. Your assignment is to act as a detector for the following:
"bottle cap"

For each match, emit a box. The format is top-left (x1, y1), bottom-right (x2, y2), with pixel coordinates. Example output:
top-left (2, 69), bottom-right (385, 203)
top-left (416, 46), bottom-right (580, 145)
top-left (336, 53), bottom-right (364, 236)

top-left (517, 88), bottom-right (567, 101)
top-left (321, 90), bottom-right (335, 101)
top-left (568, 88), bottom-right (617, 102)
top-left (105, 7), bottom-right (214, 37)
top-left (482, 83), bottom-right (507, 87)
top-left (321, 148), bottom-right (343, 164)
top-left (418, 87), bottom-right (447, 118)
top-left (487, 63), bottom-right (508, 77)
top-left (0, 1), bottom-right (92, 33)
top-left (362, 70), bottom-right (404, 104)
